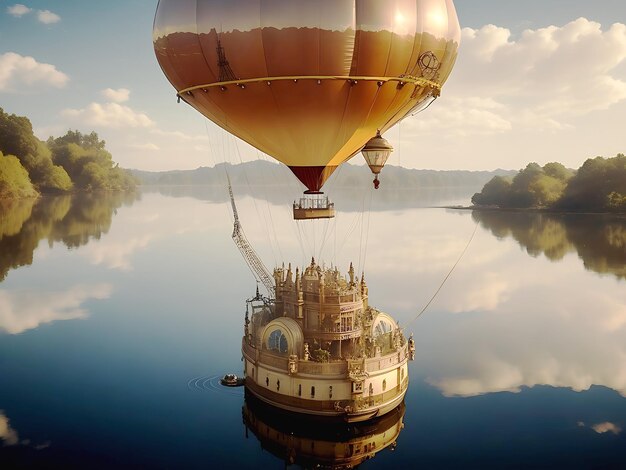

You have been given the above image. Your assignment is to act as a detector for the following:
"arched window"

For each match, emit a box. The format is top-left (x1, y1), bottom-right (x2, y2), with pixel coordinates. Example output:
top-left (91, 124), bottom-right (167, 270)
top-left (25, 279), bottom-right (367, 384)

top-left (311, 386), bottom-right (315, 398)
top-left (268, 329), bottom-right (288, 354)
top-left (383, 379), bottom-right (387, 391)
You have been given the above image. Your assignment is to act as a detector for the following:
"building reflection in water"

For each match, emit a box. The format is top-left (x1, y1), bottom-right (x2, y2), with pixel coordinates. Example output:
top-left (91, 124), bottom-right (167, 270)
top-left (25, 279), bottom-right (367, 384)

top-left (242, 393), bottom-right (405, 469)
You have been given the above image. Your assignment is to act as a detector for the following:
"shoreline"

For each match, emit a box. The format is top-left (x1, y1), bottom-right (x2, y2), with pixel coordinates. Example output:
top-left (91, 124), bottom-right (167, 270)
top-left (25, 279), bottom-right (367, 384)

top-left (443, 205), bottom-right (626, 217)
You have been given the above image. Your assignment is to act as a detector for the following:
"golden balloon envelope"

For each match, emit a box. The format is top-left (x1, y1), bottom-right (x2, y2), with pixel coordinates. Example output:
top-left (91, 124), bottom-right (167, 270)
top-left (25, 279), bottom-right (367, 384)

top-left (153, 0), bottom-right (460, 191)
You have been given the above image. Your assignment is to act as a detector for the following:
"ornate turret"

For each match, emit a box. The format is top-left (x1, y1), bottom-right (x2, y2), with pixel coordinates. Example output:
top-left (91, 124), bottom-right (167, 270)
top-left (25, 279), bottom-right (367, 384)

top-left (349, 262), bottom-right (355, 287)
top-left (361, 272), bottom-right (369, 310)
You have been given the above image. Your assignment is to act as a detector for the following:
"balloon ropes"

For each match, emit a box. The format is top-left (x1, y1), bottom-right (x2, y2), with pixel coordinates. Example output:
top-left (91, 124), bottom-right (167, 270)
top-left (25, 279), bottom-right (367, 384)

top-left (153, 0), bottom-right (461, 220)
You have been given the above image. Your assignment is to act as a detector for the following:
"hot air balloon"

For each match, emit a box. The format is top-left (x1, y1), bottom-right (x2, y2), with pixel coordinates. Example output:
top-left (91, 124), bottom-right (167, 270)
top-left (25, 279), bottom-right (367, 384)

top-left (153, 0), bottom-right (460, 218)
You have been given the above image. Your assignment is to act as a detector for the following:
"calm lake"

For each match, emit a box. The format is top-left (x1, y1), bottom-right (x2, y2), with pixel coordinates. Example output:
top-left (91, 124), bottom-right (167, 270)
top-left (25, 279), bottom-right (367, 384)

top-left (1, 184), bottom-right (626, 469)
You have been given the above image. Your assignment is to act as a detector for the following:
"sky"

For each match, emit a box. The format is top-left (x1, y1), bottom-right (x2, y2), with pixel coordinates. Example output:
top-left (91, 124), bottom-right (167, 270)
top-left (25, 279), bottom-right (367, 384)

top-left (1, 0), bottom-right (625, 172)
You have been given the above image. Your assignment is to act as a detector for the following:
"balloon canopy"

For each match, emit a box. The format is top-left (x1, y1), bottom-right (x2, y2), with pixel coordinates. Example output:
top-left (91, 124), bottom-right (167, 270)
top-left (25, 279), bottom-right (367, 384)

top-left (154, 0), bottom-right (460, 192)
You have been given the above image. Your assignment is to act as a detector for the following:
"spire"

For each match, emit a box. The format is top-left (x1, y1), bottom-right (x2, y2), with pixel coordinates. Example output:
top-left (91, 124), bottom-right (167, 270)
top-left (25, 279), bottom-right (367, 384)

top-left (349, 262), bottom-right (355, 286)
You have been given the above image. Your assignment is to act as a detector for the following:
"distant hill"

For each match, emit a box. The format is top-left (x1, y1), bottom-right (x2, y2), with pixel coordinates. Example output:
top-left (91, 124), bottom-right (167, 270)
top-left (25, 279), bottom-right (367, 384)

top-left (130, 160), bottom-right (515, 189)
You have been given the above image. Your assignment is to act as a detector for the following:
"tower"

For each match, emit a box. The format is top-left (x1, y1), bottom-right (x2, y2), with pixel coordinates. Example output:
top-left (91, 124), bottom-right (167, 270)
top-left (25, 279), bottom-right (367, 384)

top-left (216, 36), bottom-right (237, 82)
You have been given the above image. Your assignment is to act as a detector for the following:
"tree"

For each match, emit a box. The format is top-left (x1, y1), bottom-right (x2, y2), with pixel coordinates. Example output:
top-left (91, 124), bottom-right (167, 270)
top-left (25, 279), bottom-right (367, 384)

top-left (49, 131), bottom-right (136, 191)
top-left (472, 175), bottom-right (512, 206)
top-left (0, 152), bottom-right (38, 198)
top-left (0, 108), bottom-right (72, 192)
top-left (558, 155), bottom-right (626, 211)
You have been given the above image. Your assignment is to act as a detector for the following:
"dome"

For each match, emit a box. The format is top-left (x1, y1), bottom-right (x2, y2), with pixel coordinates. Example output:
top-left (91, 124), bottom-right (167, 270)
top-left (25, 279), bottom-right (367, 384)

top-left (261, 317), bottom-right (304, 357)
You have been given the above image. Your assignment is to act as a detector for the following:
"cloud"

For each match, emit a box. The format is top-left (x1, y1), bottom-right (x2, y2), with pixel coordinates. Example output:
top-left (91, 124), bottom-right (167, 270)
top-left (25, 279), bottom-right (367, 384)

top-left (80, 235), bottom-right (153, 270)
top-left (0, 52), bottom-right (69, 92)
top-left (150, 129), bottom-right (208, 142)
top-left (0, 284), bottom-right (113, 334)
top-left (0, 412), bottom-right (19, 446)
top-left (101, 87), bottom-right (130, 103)
top-left (6, 5), bottom-right (60, 24)
top-left (131, 143), bottom-right (160, 151)
top-left (6, 4), bottom-right (31, 17)
top-left (415, 240), bottom-right (626, 398)
top-left (409, 18), bottom-right (626, 139)
top-left (36, 9), bottom-right (60, 24)
top-left (62, 102), bottom-right (154, 129)
top-left (592, 422), bottom-right (622, 435)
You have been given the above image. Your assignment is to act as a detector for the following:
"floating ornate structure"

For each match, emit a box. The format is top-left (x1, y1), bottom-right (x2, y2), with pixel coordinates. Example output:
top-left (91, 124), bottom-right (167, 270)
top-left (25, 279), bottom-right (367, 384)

top-left (243, 259), bottom-right (414, 422)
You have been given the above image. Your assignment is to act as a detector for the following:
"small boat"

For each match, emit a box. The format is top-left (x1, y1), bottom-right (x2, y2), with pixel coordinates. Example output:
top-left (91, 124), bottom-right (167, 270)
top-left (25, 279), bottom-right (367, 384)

top-left (221, 374), bottom-right (245, 387)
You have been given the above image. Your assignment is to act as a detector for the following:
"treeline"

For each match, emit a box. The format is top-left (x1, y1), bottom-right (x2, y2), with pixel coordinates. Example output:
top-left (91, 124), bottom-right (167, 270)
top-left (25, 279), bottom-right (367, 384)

top-left (472, 155), bottom-right (626, 212)
top-left (132, 159), bottom-right (514, 189)
top-left (0, 107), bottom-right (137, 198)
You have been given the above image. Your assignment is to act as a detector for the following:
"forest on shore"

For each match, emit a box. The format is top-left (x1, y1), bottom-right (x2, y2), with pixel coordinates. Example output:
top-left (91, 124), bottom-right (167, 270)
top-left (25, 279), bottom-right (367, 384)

top-left (0, 108), bottom-right (136, 198)
top-left (472, 155), bottom-right (626, 212)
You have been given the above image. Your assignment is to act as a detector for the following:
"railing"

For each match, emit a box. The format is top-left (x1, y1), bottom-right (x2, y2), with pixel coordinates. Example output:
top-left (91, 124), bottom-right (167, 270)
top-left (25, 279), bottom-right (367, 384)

top-left (365, 345), bottom-right (409, 373)
top-left (298, 360), bottom-right (348, 376)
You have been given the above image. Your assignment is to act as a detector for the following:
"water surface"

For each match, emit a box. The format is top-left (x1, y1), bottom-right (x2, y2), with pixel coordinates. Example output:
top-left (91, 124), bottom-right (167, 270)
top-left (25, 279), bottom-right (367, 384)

top-left (1, 187), bottom-right (625, 468)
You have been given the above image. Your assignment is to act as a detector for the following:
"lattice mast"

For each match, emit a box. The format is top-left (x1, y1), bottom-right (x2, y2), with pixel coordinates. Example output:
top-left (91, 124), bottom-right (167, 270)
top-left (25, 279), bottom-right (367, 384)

top-left (227, 174), bottom-right (275, 297)
top-left (216, 37), bottom-right (237, 82)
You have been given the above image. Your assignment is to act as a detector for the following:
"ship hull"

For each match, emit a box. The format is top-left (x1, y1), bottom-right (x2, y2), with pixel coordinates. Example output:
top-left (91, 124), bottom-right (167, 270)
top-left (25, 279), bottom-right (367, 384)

top-left (243, 337), bottom-right (410, 423)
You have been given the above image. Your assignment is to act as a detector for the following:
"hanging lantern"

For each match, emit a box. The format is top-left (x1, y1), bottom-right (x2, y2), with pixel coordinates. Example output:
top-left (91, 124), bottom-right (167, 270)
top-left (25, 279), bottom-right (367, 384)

top-left (361, 132), bottom-right (393, 189)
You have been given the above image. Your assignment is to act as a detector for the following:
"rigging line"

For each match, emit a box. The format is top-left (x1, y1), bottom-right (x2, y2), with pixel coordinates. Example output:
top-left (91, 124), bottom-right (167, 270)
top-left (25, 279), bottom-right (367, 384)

top-left (233, 137), bottom-right (277, 266)
top-left (357, 185), bottom-right (368, 276)
top-left (361, 182), bottom-right (374, 275)
top-left (405, 220), bottom-right (480, 329)
top-left (297, 219), bottom-right (312, 260)
top-left (317, 217), bottom-right (331, 262)
top-left (337, 208), bottom-right (361, 256)
top-left (203, 120), bottom-right (230, 222)
top-left (255, 149), bottom-right (283, 262)
top-left (294, 219), bottom-right (306, 267)
top-left (408, 95), bottom-right (438, 118)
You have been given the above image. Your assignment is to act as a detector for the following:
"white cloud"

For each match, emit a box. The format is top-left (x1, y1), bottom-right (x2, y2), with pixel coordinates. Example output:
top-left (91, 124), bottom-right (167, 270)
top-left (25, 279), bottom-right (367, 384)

top-left (62, 102), bottom-right (154, 129)
top-left (150, 129), bottom-right (208, 142)
top-left (36, 9), bottom-right (60, 24)
top-left (407, 18), bottom-right (626, 141)
top-left (101, 87), bottom-right (130, 103)
top-left (81, 235), bottom-right (153, 270)
top-left (6, 4), bottom-right (31, 17)
top-left (0, 52), bottom-right (69, 92)
top-left (0, 412), bottom-right (19, 446)
top-left (131, 143), bottom-right (160, 151)
top-left (592, 422), bottom-right (622, 435)
top-left (0, 284), bottom-right (113, 334)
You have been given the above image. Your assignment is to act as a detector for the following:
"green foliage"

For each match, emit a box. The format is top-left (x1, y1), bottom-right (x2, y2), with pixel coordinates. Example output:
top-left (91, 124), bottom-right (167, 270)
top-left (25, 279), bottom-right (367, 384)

top-left (0, 108), bottom-right (71, 193)
top-left (50, 132), bottom-right (137, 191)
top-left (558, 154), bottom-right (626, 211)
top-left (0, 108), bottom-right (136, 196)
top-left (471, 175), bottom-right (512, 206)
top-left (607, 192), bottom-right (626, 210)
top-left (311, 349), bottom-right (330, 363)
top-left (0, 152), bottom-right (38, 198)
top-left (473, 156), bottom-right (625, 212)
